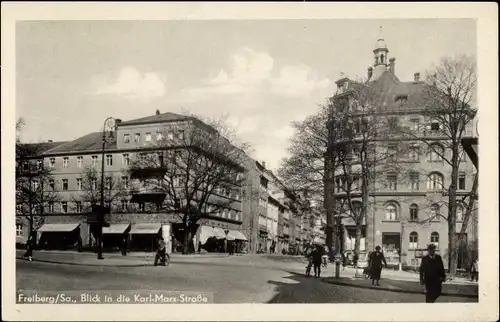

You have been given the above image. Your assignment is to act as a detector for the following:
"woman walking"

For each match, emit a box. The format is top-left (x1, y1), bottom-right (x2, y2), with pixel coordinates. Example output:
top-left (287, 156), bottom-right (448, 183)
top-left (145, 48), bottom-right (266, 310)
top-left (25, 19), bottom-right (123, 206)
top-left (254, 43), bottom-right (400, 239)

top-left (368, 246), bottom-right (387, 286)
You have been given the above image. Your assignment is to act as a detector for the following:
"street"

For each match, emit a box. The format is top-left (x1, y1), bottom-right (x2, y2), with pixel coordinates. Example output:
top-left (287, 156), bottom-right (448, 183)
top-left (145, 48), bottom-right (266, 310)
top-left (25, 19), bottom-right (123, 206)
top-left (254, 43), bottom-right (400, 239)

top-left (16, 253), bottom-right (476, 303)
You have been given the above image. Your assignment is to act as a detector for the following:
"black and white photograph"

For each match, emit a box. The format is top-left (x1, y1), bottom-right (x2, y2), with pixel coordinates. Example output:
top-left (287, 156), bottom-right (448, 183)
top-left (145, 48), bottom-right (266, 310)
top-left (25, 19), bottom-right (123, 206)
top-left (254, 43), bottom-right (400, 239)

top-left (2, 2), bottom-right (498, 321)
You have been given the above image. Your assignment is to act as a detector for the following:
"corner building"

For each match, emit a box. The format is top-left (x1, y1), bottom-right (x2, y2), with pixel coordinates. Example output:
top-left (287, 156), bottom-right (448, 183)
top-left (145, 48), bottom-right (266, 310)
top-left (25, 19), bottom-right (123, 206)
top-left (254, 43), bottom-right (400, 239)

top-left (328, 35), bottom-right (478, 269)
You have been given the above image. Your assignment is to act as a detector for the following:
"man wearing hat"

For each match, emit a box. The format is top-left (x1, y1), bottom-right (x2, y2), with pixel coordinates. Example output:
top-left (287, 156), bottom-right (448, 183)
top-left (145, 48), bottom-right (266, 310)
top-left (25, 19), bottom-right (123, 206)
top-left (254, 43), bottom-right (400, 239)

top-left (420, 243), bottom-right (446, 303)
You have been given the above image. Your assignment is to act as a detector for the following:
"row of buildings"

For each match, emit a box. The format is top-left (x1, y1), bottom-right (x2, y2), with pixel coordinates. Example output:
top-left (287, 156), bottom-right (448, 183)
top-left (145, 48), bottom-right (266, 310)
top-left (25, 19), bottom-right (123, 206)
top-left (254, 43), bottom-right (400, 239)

top-left (325, 34), bottom-right (478, 269)
top-left (16, 111), bottom-right (325, 255)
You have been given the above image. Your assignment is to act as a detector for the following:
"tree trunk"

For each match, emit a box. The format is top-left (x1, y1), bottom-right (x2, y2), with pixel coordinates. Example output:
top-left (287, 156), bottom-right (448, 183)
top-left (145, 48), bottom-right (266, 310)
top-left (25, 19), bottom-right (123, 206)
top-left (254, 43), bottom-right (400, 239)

top-left (354, 223), bottom-right (362, 261)
top-left (324, 154), bottom-right (336, 260)
top-left (447, 144), bottom-right (460, 277)
top-left (182, 221), bottom-right (198, 255)
top-left (458, 172), bottom-right (478, 241)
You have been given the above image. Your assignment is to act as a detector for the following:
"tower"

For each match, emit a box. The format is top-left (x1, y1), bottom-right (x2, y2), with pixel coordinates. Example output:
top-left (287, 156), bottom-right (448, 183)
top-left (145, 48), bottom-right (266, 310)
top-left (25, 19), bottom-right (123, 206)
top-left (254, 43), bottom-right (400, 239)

top-left (372, 26), bottom-right (389, 79)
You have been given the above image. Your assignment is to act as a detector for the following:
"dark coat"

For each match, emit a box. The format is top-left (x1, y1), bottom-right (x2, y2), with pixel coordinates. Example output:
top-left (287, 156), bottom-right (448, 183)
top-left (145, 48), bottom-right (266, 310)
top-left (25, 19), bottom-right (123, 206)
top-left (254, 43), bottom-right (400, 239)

top-left (420, 254), bottom-right (446, 284)
top-left (369, 251), bottom-right (387, 268)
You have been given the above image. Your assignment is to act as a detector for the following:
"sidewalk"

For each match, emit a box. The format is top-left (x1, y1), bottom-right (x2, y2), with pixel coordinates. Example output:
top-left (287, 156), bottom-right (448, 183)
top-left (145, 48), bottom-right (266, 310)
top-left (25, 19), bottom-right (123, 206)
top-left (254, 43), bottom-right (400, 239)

top-left (15, 249), bottom-right (234, 267)
top-left (323, 266), bottom-right (478, 298)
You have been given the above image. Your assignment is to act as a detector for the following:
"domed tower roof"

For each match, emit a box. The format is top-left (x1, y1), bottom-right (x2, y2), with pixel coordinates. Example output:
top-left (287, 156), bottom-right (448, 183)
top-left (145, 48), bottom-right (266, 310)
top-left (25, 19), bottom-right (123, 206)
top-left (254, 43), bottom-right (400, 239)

top-left (375, 37), bottom-right (387, 50)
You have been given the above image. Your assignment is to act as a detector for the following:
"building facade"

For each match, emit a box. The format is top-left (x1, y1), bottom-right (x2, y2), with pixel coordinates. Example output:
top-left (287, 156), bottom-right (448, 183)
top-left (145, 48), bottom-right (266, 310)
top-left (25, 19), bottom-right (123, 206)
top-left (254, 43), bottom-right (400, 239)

top-left (16, 111), bottom-right (247, 254)
top-left (327, 36), bottom-right (478, 268)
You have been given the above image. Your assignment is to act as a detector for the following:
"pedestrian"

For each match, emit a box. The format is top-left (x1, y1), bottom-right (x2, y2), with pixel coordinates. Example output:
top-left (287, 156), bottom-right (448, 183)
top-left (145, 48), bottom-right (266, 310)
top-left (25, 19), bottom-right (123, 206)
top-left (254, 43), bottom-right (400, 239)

top-left (77, 236), bottom-right (83, 253)
top-left (369, 246), bottom-right (387, 286)
top-left (154, 236), bottom-right (169, 266)
top-left (304, 245), bottom-right (313, 277)
top-left (470, 257), bottom-right (479, 282)
top-left (419, 244), bottom-right (446, 303)
top-left (311, 244), bottom-right (325, 278)
top-left (121, 235), bottom-right (128, 256)
top-left (24, 233), bottom-right (35, 262)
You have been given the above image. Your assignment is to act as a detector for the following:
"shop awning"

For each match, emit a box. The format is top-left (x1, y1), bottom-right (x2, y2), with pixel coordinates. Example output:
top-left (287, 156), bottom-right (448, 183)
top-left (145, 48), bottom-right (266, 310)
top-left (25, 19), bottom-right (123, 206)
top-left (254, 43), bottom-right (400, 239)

top-left (103, 223), bottom-right (131, 234)
top-left (37, 223), bottom-right (80, 232)
top-left (199, 226), bottom-right (214, 244)
top-left (130, 223), bottom-right (161, 234)
top-left (212, 227), bottom-right (226, 239)
top-left (226, 230), bottom-right (247, 241)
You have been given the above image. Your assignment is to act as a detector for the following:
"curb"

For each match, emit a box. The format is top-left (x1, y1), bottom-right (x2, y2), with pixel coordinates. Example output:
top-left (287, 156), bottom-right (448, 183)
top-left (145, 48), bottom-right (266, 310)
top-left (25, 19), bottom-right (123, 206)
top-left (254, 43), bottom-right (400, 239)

top-left (323, 279), bottom-right (478, 298)
top-left (16, 256), bottom-right (153, 268)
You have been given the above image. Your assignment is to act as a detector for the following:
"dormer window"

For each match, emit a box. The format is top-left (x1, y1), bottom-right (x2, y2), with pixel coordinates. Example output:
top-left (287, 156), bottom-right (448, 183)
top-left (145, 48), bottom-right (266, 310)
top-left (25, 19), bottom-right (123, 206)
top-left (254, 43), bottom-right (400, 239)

top-left (395, 95), bottom-right (408, 105)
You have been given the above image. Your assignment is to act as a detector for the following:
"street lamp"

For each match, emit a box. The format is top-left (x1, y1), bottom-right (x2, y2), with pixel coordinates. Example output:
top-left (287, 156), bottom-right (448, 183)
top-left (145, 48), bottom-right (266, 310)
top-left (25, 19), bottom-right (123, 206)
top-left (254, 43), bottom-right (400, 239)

top-left (96, 117), bottom-right (120, 260)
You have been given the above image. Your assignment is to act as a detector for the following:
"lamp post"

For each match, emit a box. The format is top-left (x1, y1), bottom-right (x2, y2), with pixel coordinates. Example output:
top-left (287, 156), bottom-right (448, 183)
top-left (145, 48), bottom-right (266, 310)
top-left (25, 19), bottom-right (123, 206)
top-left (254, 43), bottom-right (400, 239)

top-left (96, 117), bottom-right (118, 260)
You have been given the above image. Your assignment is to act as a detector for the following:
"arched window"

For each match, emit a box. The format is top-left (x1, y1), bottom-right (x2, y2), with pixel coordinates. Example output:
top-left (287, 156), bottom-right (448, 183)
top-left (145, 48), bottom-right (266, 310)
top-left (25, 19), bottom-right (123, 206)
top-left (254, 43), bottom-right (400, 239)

top-left (409, 232), bottom-right (418, 249)
top-left (385, 203), bottom-right (398, 221)
top-left (430, 203), bottom-right (441, 221)
top-left (410, 204), bottom-right (419, 221)
top-left (380, 54), bottom-right (385, 64)
top-left (427, 144), bottom-right (444, 162)
top-left (427, 172), bottom-right (444, 191)
top-left (430, 232), bottom-right (439, 248)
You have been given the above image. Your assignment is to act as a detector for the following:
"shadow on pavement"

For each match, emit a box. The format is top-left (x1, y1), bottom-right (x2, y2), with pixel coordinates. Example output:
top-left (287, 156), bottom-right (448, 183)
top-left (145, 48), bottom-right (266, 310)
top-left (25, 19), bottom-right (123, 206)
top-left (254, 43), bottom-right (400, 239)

top-left (266, 271), bottom-right (329, 303)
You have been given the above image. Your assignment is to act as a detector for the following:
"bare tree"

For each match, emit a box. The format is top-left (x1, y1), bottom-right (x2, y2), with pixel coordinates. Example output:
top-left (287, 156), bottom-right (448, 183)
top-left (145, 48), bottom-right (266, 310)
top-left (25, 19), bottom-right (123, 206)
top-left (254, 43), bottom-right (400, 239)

top-left (16, 120), bottom-right (59, 235)
top-left (71, 166), bottom-right (128, 214)
top-left (128, 114), bottom-right (249, 254)
top-left (407, 54), bottom-right (477, 276)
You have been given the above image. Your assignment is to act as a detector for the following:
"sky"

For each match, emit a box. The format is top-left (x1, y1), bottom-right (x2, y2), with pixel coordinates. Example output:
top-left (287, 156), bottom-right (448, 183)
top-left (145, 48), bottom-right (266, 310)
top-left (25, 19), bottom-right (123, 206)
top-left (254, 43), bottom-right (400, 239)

top-left (16, 19), bottom-right (476, 171)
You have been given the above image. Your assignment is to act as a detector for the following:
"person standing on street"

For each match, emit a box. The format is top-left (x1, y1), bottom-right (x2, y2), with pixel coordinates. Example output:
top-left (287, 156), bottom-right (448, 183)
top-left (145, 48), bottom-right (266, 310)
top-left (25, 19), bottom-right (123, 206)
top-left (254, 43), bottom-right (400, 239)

top-left (154, 236), bottom-right (168, 266)
top-left (420, 244), bottom-right (446, 303)
top-left (470, 257), bottom-right (479, 282)
top-left (121, 235), bottom-right (128, 256)
top-left (24, 233), bottom-right (35, 262)
top-left (369, 246), bottom-right (387, 286)
top-left (312, 244), bottom-right (325, 278)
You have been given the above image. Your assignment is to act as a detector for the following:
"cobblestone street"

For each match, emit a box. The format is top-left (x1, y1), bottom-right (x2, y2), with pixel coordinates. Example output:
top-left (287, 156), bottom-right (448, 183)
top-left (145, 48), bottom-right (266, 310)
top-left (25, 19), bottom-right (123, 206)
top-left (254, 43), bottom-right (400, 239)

top-left (16, 252), bottom-right (477, 303)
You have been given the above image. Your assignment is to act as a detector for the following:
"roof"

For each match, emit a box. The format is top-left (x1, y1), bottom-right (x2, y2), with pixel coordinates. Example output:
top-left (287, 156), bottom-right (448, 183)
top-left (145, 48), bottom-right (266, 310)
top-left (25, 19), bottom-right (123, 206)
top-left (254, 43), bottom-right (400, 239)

top-left (117, 112), bottom-right (191, 126)
top-left (16, 141), bottom-right (68, 158)
top-left (44, 132), bottom-right (117, 155)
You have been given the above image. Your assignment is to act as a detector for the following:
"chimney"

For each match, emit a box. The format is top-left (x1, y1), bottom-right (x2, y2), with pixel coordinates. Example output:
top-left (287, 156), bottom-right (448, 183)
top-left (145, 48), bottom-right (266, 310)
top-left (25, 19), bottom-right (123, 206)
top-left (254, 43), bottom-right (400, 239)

top-left (389, 57), bottom-right (396, 75)
top-left (414, 72), bottom-right (420, 82)
top-left (367, 67), bottom-right (373, 81)
top-left (156, 109), bottom-right (160, 115)
top-left (262, 161), bottom-right (266, 168)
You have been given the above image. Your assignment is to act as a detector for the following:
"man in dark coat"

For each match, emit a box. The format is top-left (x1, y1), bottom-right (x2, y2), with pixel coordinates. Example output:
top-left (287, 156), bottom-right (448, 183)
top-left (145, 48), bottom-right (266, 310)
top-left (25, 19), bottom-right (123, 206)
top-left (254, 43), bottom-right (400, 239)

top-left (369, 246), bottom-right (387, 286)
top-left (420, 244), bottom-right (446, 303)
top-left (311, 244), bottom-right (325, 278)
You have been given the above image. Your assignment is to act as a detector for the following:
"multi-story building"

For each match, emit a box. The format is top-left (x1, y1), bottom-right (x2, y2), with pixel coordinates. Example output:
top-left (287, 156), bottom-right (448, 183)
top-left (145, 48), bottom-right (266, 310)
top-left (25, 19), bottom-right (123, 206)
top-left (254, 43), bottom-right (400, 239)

top-left (326, 35), bottom-right (478, 268)
top-left (16, 111), bottom-right (247, 254)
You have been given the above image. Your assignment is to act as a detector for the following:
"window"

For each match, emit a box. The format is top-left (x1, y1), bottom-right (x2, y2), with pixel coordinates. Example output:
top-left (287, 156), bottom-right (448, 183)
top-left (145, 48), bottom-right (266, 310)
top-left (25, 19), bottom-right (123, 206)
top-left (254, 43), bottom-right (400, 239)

top-left (354, 118), bottom-right (362, 134)
top-left (145, 132), bottom-right (152, 142)
top-left (62, 179), bottom-right (68, 191)
top-left (119, 153), bottom-right (129, 166)
top-left (47, 202), bottom-right (54, 213)
top-left (409, 172), bottom-right (419, 190)
top-left (430, 120), bottom-right (441, 131)
top-left (122, 176), bottom-right (129, 189)
top-left (75, 202), bottom-right (82, 213)
top-left (458, 173), bottom-right (466, 190)
top-left (409, 145), bottom-right (420, 161)
top-left (32, 180), bottom-right (40, 190)
top-left (63, 157), bottom-right (69, 168)
top-left (48, 179), bottom-right (54, 191)
top-left (76, 178), bottom-right (82, 190)
top-left (123, 134), bottom-right (130, 143)
top-left (427, 144), bottom-right (444, 162)
top-left (16, 224), bottom-right (23, 236)
top-left (105, 177), bottom-right (112, 190)
top-left (387, 143), bottom-right (398, 159)
top-left (409, 232), bottom-right (418, 249)
top-left (395, 95), bottom-right (408, 106)
top-left (385, 204), bottom-right (398, 221)
top-left (106, 155), bottom-right (113, 166)
top-left (410, 204), bottom-right (419, 221)
top-left (37, 160), bottom-right (43, 170)
top-left (121, 200), bottom-right (129, 212)
top-left (91, 178), bottom-right (97, 190)
top-left (167, 131), bottom-right (174, 140)
top-left (410, 118), bottom-right (420, 132)
top-left (134, 133), bottom-right (141, 143)
top-left (61, 201), bottom-right (68, 213)
top-left (430, 232), bottom-right (439, 248)
top-left (91, 155), bottom-right (98, 166)
top-left (77, 156), bottom-right (83, 168)
top-left (430, 204), bottom-right (440, 221)
top-left (156, 131), bottom-right (164, 141)
top-left (457, 204), bottom-right (464, 221)
top-left (386, 172), bottom-right (397, 191)
top-left (427, 172), bottom-right (444, 191)
top-left (49, 158), bottom-right (56, 168)
top-left (177, 130), bottom-right (185, 140)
